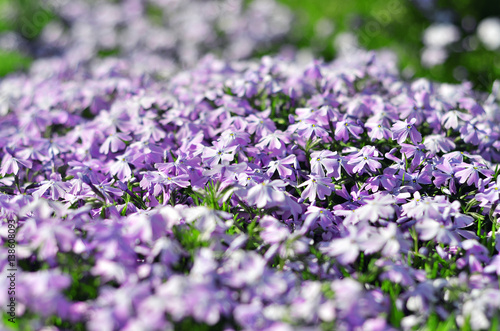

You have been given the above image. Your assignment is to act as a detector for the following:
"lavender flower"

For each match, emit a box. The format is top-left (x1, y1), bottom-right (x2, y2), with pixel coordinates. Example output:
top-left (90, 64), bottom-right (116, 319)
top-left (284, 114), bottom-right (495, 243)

top-left (355, 193), bottom-right (396, 223)
top-left (335, 117), bottom-right (364, 142)
top-left (391, 118), bottom-right (422, 144)
top-left (0, 152), bottom-right (32, 176)
top-left (243, 180), bottom-right (287, 208)
top-left (0, 35), bottom-right (498, 331)
top-left (298, 175), bottom-right (335, 201)
top-left (455, 163), bottom-right (494, 188)
top-left (347, 145), bottom-right (383, 175)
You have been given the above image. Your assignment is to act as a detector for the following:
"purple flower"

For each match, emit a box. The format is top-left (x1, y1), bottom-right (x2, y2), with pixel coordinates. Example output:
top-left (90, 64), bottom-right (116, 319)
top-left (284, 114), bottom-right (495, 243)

top-left (266, 155), bottom-right (296, 179)
top-left (391, 118), bottom-right (422, 144)
top-left (202, 141), bottom-right (238, 167)
top-left (397, 170), bottom-right (432, 191)
top-left (400, 143), bottom-right (427, 171)
top-left (289, 281), bottom-right (324, 323)
top-left (259, 215), bottom-right (290, 244)
top-left (415, 217), bottom-right (460, 245)
top-left (460, 121), bottom-right (485, 145)
top-left (297, 119), bottom-right (330, 141)
top-left (128, 141), bottom-right (164, 165)
top-left (304, 60), bottom-right (323, 81)
top-left (160, 173), bottom-right (191, 189)
top-left (459, 97), bottom-right (485, 116)
top-left (32, 176), bottom-right (71, 200)
top-left (355, 193), bottom-right (396, 223)
top-left (246, 111), bottom-right (276, 137)
top-left (365, 122), bottom-right (392, 141)
top-left (335, 117), bottom-right (364, 142)
top-left (432, 160), bottom-right (459, 194)
top-left (0, 152), bottom-right (32, 176)
top-left (234, 301), bottom-right (268, 330)
top-left (255, 130), bottom-right (290, 150)
top-left (476, 177), bottom-right (500, 207)
top-left (441, 110), bottom-right (471, 130)
top-left (455, 163), bottom-right (493, 188)
top-left (377, 260), bottom-right (420, 286)
top-left (298, 175), bottom-right (335, 201)
top-left (220, 130), bottom-right (251, 147)
top-left (109, 156), bottom-right (133, 181)
top-left (329, 154), bottom-right (353, 179)
top-left (398, 92), bottom-right (433, 125)
top-left (243, 179), bottom-right (287, 208)
top-left (423, 134), bottom-right (456, 156)
top-left (401, 192), bottom-right (447, 220)
top-left (460, 240), bottom-right (490, 273)
top-left (484, 254), bottom-right (500, 276)
top-left (321, 227), bottom-right (360, 264)
top-left (17, 270), bottom-right (72, 318)
top-left (94, 180), bottom-right (123, 203)
top-left (219, 250), bottom-right (267, 289)
top-left (2, 39), bottom-right (500, 331)
top-left (99, 132), bottom-right (132, 154)
top-left (302, 205), bottom-right (339, 232)
top-left (156, 153), bottom-right (200, 176)
top-left (310, 150), bottom-right (339, 177)
top-left (369, 223), bottom-right (409, 257)
top-left (347, 146), bottom-right (383, 175)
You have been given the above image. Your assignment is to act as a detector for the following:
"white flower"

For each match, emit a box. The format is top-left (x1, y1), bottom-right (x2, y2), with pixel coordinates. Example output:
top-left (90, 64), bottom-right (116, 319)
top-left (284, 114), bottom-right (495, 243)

top-left (335, 32), bottom-right (359, 55)
top-left (421, 47), bottom-right (448, 68)
top-left (477, 17), bottom-right (500, 50)
top-left (423, 23), bottom-right (460, 48)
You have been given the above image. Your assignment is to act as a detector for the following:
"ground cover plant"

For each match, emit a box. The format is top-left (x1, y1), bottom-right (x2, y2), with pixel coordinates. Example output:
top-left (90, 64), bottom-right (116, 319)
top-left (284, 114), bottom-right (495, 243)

top-left (0, 45), bottom-right (500, 330)
top-left (3, 0), bottom-right (500, 92)
top-left (0, 0), bottom-right (293, 77)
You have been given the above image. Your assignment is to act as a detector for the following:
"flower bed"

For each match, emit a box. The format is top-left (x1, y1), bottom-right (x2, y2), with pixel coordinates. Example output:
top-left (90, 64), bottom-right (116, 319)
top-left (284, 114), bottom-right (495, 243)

top-left (1, 49), bottom-right (500, 330)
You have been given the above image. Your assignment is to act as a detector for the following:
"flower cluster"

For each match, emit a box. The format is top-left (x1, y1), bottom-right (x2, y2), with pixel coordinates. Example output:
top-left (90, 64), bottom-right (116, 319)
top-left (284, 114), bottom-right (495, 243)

top-left (5, 0), bottom-right (292, 75)
top-left (1, 47), bottom-right (500, 330)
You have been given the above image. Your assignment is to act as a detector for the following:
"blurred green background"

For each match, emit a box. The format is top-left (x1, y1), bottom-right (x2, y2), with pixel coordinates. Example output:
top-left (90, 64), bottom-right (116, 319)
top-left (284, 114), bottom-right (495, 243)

top-left (280, 0), bottom-right (500, 91)
top-left (0, 0), bottom-right (37, 76)
top-left (0, 0), bottom-right (499, 91)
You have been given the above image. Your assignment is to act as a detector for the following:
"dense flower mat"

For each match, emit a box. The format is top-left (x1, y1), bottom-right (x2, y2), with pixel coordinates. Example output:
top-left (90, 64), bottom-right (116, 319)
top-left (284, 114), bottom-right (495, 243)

top-left (21, 0), bottom-right (292, 72)
top-left (1, 50), bottom-right (500, 330)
